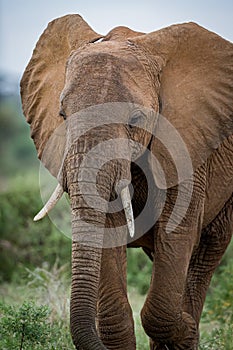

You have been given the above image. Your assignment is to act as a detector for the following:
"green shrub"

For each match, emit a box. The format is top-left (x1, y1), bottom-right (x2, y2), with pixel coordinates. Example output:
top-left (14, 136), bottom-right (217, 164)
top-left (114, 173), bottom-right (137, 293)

top-left (0, 96), bottom-right (38, 178)
top-left (0, 177), bottom-right (71, 282)
top-left (0, 263), bottom-right (74, 349)
top-left (206, 262), bottom-right (233, 325)
top-left (0, 301), bottom-right (50, 350)
top-left (200, 239), bottom-right (233, 349)
top-left (202, 241), bottom-right (233, 326)
top-left (0, 300), bottom-right (75, 350)
top-left (200, 326), bottom-right (233, 350)
top-left (25, 262), bottom-right (71, 322)
top-left (127, 248), bottom-right (152, 295)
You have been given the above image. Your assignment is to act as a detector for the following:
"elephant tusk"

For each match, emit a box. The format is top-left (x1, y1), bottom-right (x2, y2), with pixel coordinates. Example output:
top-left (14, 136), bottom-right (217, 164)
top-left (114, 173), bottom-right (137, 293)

top-left (121, 186), bottom-right (135, 238)
top-left (33, 184), bottom-right (64, 221)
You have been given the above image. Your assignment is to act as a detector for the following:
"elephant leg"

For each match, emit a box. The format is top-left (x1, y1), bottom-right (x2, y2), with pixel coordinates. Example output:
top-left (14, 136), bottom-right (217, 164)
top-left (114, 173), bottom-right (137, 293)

top-left (97, 246), bottom-right (136, 350)
top-left (141, 179), bottom-right (205, 350)
top-left (183, 194), bottom-right (233, 328)
top-left (143, 228), bottom-right (199, 350)
top-left (149, 338), bottom-right (169, 350)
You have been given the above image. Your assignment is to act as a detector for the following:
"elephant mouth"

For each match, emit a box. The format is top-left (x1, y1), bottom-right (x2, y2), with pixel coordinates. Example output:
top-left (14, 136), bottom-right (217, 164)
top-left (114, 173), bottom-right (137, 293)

top-left (33, 182), bottom-right (135, 238)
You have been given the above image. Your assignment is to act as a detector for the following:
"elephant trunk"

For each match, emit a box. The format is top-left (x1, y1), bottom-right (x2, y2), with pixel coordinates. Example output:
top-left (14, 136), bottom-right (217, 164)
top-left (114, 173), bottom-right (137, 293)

top-left (70, 180), bottom-right (108, 350)
top-left (67, 138), bottom-right (131, 349)
top-left (70, 168), bottom-right (110, 349)
top-left (71, 241), bottom-right (106, 349)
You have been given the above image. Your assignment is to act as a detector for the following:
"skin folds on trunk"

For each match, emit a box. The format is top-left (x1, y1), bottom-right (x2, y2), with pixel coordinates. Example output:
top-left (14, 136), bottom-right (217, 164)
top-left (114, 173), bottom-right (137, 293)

top-left (71, 241), bottom-right (107, 350)
top-left (70, 178), bottom-right (108, 350)
top-left (67, 135), bottom-right (132, 349)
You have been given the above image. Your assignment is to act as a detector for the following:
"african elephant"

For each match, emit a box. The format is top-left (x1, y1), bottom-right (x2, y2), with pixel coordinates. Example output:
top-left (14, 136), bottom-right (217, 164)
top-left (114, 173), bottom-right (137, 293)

top-left (20, 14), bottom-right (233, 350)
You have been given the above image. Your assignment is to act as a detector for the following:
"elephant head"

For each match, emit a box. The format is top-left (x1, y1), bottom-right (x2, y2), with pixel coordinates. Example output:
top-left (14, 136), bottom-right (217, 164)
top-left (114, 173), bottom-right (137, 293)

top-left (20, 14), bottom-right (233, 349)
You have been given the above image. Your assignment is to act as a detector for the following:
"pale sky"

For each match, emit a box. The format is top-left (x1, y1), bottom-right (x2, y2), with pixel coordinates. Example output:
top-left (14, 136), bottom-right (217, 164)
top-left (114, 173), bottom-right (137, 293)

top-left (0, 0), bottom-right (232, 77)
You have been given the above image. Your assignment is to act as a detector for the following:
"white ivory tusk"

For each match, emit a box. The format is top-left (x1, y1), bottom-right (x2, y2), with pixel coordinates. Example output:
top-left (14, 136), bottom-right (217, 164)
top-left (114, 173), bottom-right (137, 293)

top-left (33, 184), bottom-right (64, 221)
top-left (121, 186), bottom-right (135, 238)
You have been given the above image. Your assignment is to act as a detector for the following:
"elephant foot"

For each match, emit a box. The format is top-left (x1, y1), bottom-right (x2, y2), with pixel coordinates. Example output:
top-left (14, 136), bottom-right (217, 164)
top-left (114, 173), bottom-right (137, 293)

top-left (155, 345), bottom-right (170, 350)
top-left (151, 342), bottom-right (198, 350)
top-left (148, 312), bottom-right (199, 350)
top-left (150, 339), bottom-right (169, 350)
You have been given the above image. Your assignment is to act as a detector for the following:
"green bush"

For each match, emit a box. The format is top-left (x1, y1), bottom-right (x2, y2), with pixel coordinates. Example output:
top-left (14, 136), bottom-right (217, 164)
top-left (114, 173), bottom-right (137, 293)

top-left (0, 177), bottom-right (71, 282)
top-left (25, 262), bottom-right (71, 322)
top-left (0, 301), bottom-right (75, 350)
top-left (200, 239), bottom-right (233, 349)
top-left (0, 264), bottom-right (74, 349)
top-left (0, 96), bottom-right (38, 178)
top-left (0, 301), bottom-right (50, 350)
top-left (127, 248), bottom-right (152, 295)
top-left (200, 326), bottom-right (233, 350)
top-left (202, 256), bottom-right (233, 325)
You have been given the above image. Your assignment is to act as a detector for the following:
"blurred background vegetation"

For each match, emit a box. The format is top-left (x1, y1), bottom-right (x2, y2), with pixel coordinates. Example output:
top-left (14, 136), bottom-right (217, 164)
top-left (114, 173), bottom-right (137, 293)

top-left (0, 74), bottom-right (232, 349)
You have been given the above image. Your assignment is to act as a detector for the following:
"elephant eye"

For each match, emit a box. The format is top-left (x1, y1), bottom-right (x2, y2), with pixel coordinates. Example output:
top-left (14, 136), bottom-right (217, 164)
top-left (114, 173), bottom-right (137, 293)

top-left (129, 111), bottom-right (144, 128)
top-left (59, 108), bottom-right (67, 120)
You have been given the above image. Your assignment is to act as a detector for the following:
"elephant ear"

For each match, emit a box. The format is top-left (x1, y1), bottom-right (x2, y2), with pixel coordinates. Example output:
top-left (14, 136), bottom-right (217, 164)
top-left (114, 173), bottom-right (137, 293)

top-left (131, 22), bottom-right (233, 188)
top-left (20, 14), bottom-right (101, 175)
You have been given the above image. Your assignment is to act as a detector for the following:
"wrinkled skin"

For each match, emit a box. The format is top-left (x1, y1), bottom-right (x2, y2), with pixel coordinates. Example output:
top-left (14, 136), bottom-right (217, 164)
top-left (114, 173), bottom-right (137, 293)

top-left (20, 15), bottom-right (233, 350)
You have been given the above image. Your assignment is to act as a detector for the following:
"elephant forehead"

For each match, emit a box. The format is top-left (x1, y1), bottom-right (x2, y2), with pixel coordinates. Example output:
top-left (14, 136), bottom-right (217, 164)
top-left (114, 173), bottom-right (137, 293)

top-left (69, 40), bottom-right (135, 60)
top-left (63, 56), bottom-right (136, 106)
top-left (67, 41), bottom-right (146, 78)
top-left (63, 43), bottom-right (155, 108)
